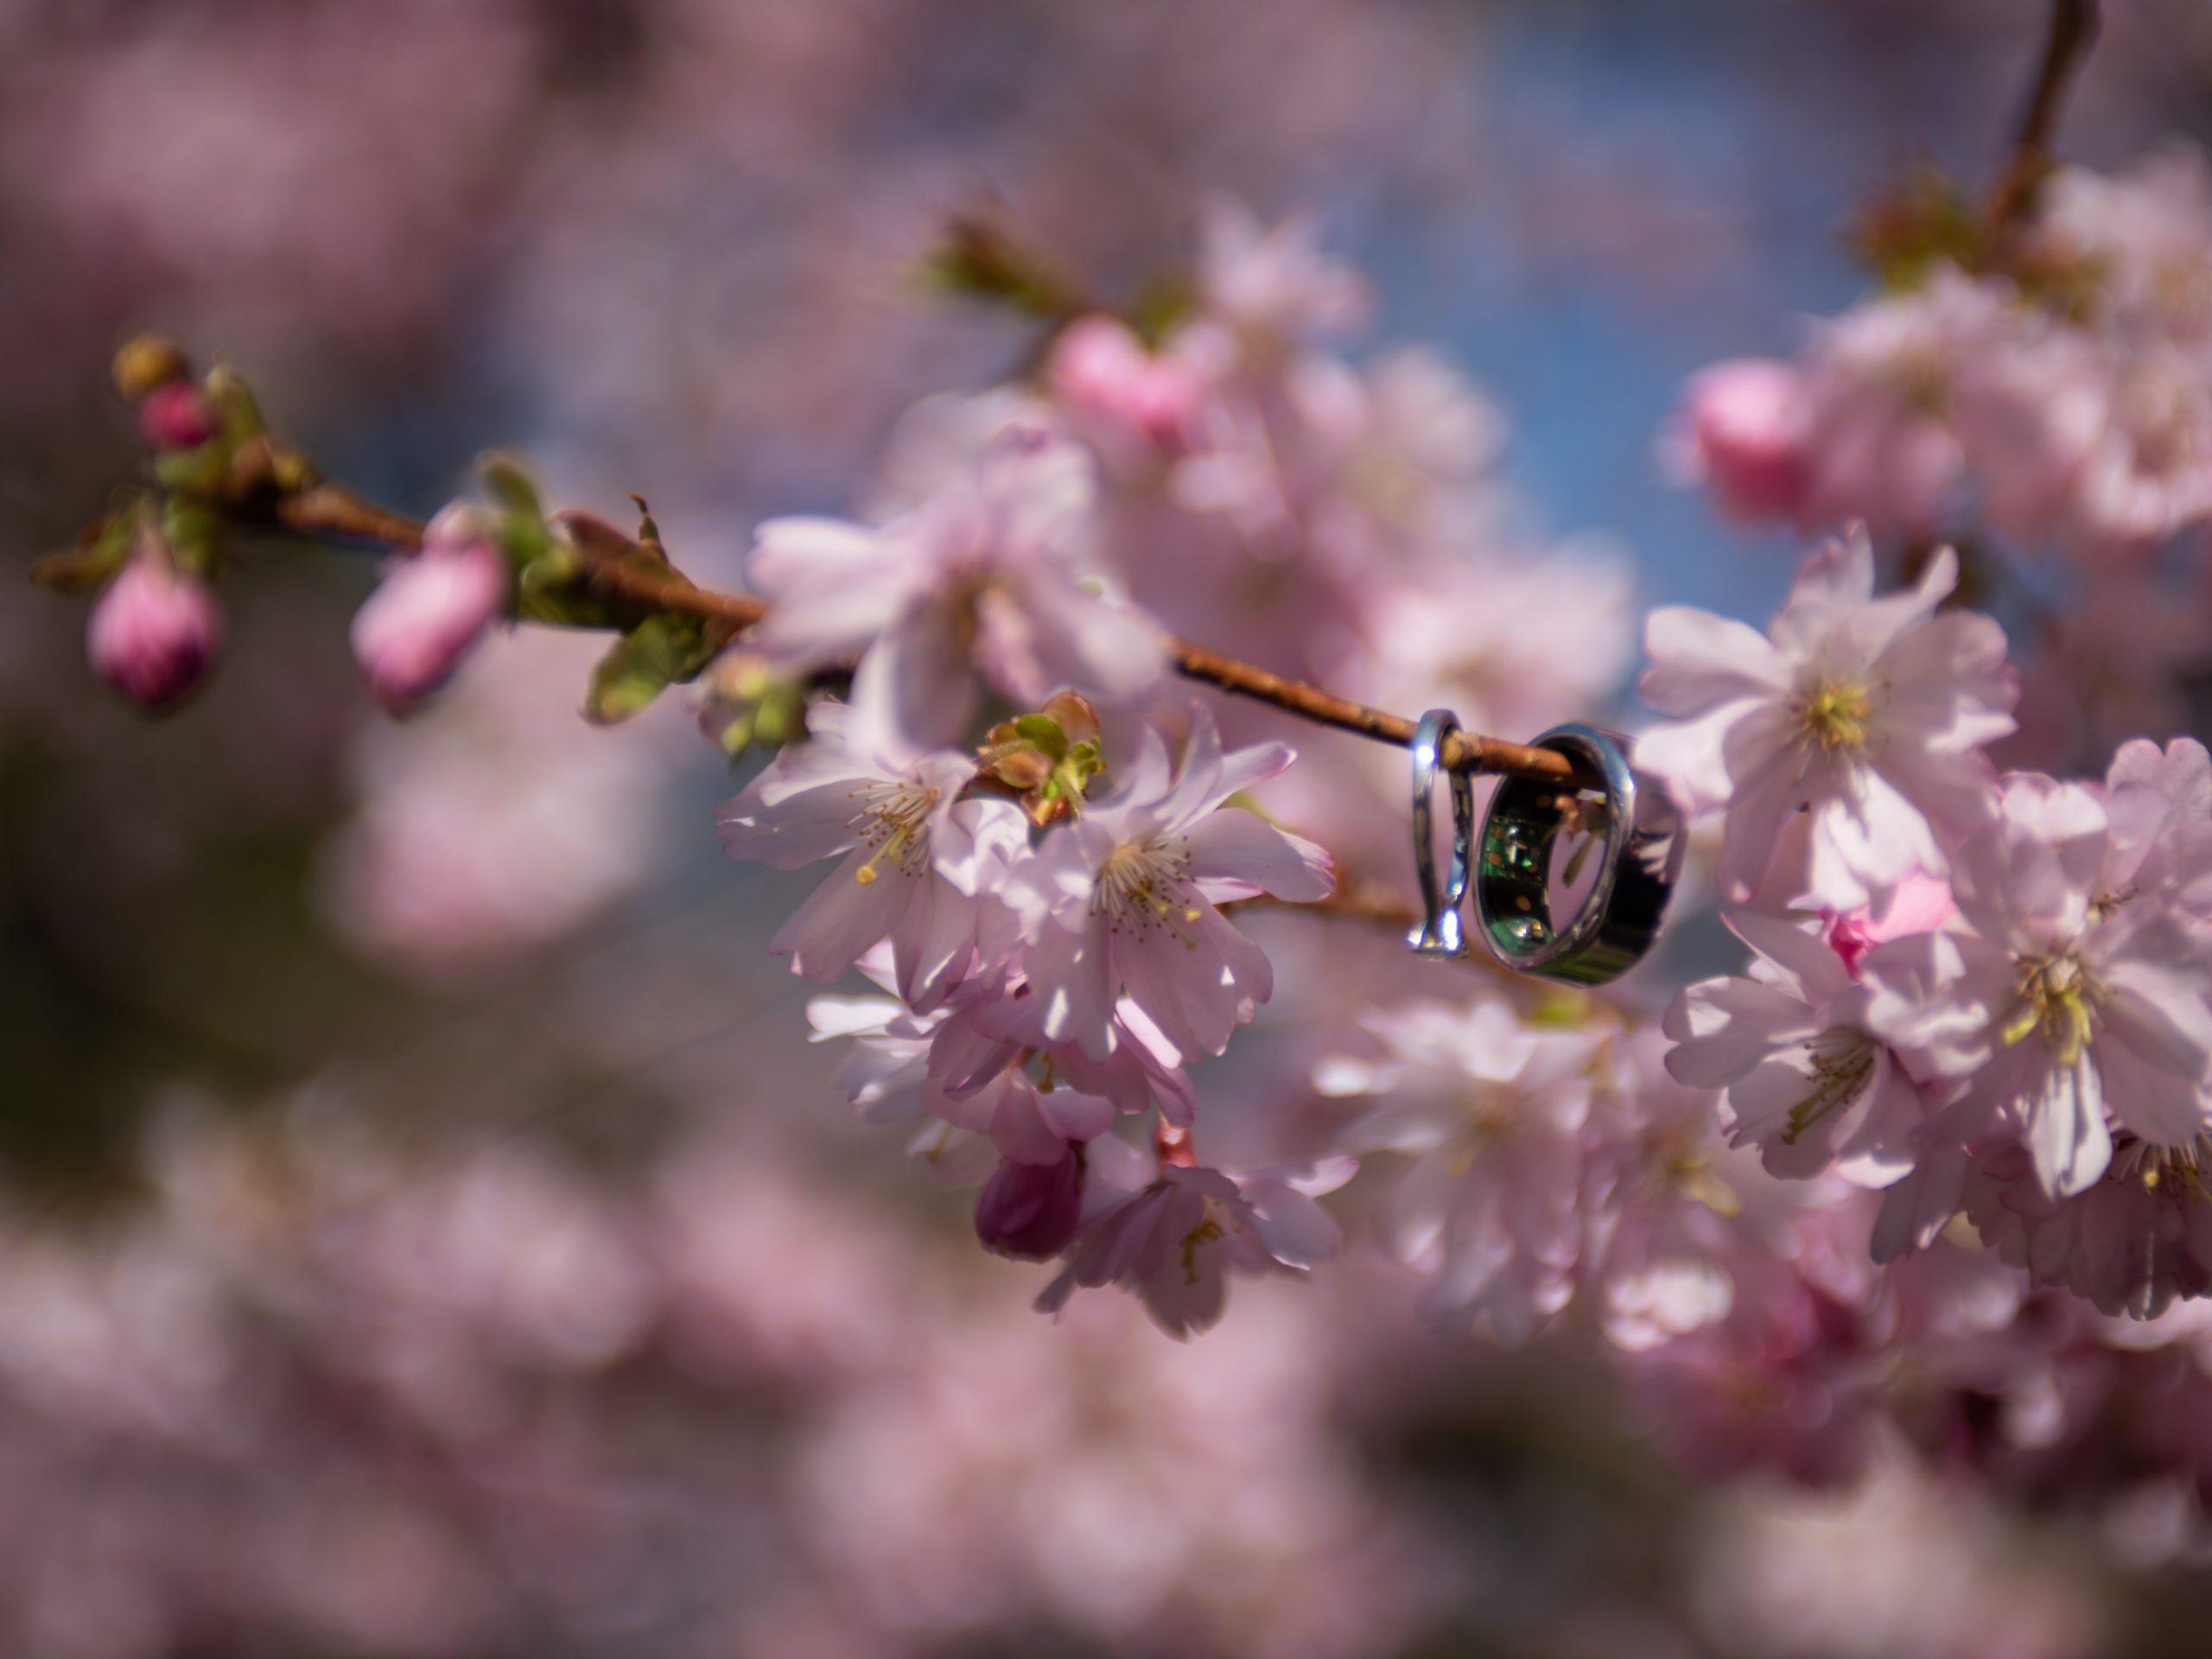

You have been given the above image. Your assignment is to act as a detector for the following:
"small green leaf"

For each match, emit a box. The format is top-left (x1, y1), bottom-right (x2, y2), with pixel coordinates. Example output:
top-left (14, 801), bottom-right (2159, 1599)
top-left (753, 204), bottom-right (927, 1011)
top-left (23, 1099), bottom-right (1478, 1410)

top-left (203, 365), bottom-right (267, 444)
top-left (152, 443), bottom-right (232, 497)
top-left (30, 511), bottom-right (138, 594)
top-left (716, 713), bottom-right (756, 755)
top-left (584, 613), bottom-right (721, 725)
top-left (1011, 714), bottom-right (1069, 760)
top-left (1126, 273), bottom-right (1197, 348)
top-left (478, 451), bottom-right (543, 520)
top-left (162, 497), bottom-right (226, 580)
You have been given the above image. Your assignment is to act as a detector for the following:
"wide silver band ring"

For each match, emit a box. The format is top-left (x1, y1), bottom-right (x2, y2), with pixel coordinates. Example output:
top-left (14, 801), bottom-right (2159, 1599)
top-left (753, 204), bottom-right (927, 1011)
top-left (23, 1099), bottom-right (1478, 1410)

top-left (1472, 722), bottom-right (1682, 985)
top-left (1406, 708), bottom-right (1475, 959)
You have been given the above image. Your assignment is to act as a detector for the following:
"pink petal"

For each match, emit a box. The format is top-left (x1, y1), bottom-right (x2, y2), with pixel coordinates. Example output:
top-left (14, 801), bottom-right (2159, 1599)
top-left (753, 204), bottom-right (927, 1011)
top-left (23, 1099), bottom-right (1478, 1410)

top-left (1183, 809), bottom-right (1334, 902)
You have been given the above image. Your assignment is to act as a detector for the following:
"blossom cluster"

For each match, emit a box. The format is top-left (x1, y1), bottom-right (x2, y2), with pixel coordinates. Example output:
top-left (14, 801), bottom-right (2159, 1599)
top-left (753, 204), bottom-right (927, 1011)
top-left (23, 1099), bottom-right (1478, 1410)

top-left (699, 168), bottom-right (2212, 1541)
top-left (1669, 148), bottom-right (2212, 764)
top-left (1647, 143), bottom-right (2212, 1331)
top-left (58, 156), bottom-right (2212, 1562)
top-left (1647, 529), bottom-right (2212, 1317)
top-left (373, 173), bottom-right (2210, 1406)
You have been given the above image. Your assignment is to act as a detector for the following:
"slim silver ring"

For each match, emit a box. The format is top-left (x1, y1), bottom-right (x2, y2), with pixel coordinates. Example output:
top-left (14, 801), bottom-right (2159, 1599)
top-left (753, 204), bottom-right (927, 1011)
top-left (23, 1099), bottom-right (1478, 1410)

top-left (1407, 708), bottom-right (1475, 960)
top-left (1473, 723), bottom-right (1682, 985)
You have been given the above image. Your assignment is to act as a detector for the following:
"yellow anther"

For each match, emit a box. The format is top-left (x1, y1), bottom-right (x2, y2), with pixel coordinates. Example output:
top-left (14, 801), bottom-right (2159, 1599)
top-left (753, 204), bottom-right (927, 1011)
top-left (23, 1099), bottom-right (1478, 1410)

top-left (1800, 678), bottom-right (1874, 753)
top-left (1179, 1215), bottom-right (1226, 1285)
top-left (1999, 1003), bottom-right (2042, 1049)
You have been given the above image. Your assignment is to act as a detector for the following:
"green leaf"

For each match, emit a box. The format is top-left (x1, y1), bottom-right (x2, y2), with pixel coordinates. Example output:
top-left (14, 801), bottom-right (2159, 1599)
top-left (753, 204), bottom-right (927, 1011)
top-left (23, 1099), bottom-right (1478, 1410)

top-left (584, 613), bottom-right (721, 725)
top-left (1847, 165), bottom-right (1990, 290)
top-left (162, 497), bottom-right (226, 580)
top-left (203, 365), bottom-right (267, 444)
top-left (30, 511), bottom-right (138, 594)
top-left (1011, 714), bottom-right (1068, 760)
top-left (152, 443), bottom-right (232, 497)
top-left (1126, 273), bottom-right (1197, 348)
top-left (478, 451), bottom-right (543, 521)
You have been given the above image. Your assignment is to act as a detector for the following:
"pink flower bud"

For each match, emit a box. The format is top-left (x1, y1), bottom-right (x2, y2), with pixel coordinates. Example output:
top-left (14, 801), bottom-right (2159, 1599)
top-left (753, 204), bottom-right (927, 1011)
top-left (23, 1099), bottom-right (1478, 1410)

top-left (1665, 358), bottom-right (1812, 523)
top-left (1820, 869), bottom-right (1958, 976)
top-left (137, 382), bottom-right (219, 452)
top-left (1048, 315), bottom-right (1202, 448)
top-left (351, 506), bottom-right (509, 714)
top-left (87, 550), bottom-right (222, 709)
top-left (975, 1143), bottom-right (1085, 1261)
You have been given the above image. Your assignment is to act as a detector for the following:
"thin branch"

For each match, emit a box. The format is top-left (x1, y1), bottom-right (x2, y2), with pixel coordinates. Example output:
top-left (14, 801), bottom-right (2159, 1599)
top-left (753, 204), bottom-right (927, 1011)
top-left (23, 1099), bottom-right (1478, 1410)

top-left (261, 477), bottom-right (1586, 785)
top-left (1986, 0), bottom-right (2101, 236)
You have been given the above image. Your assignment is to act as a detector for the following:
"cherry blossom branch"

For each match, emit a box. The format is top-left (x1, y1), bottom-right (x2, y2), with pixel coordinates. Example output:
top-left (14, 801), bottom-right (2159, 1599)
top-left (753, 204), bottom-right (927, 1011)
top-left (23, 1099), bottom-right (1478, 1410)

top-left (1986, 0), bottom-right (2101, 235)
top-left (262, 474), bottom-right (1586, 785)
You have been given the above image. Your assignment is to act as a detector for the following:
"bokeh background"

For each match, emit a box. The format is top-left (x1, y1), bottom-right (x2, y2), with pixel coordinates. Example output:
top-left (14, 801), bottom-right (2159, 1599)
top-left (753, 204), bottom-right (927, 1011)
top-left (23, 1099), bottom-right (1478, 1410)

top-left (6, 1), bottom-right (2212, 1654)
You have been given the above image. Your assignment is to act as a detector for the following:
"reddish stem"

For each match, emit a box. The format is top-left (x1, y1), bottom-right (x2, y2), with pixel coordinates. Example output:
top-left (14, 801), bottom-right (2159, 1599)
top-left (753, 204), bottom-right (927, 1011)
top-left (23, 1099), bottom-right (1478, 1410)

top-left (264, 478), bottom-right (1585, 785)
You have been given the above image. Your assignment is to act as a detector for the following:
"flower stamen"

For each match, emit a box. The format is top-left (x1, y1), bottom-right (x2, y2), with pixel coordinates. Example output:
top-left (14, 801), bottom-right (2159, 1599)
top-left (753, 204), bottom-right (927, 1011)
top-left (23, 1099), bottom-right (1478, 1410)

top-left (848, 779), bottom-right (939, 885)
top-left (1094, 836), bottom-right (1203, 947)
top-left (1797, 677), bottom-right (1874, 753)
top-left (1999, 950), bottom-right (2105, 1067)
top-left (1781, 1030), bottom-right (1878, 1146)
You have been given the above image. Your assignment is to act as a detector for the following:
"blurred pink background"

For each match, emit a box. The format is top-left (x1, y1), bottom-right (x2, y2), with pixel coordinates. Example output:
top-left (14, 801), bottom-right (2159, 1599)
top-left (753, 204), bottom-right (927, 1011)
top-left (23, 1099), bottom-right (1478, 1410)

top-left (6, 2), bottom-right (2212, 1654)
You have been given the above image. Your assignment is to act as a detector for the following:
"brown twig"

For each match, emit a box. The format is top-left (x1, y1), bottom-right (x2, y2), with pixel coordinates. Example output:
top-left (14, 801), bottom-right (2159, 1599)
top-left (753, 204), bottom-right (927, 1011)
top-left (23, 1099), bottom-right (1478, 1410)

top-left (1166, 637), bottom-right (1580, 781)
top-left (1986, 0), bottom-right (2101, 236)
top-left (260, 477), bottom-right (1586, 785)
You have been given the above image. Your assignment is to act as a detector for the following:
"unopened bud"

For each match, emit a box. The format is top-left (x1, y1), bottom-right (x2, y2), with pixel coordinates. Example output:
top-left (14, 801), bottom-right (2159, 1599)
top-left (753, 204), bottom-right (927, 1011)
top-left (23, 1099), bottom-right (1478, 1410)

top-left (137, 382), bottom-right (219, 453)
top-left (1048, 316), bottom-right (1202, 447)
top-left (989, 748), bottom-right (1053, 791)
top-left (975, 1144), bottom-right (1085, 1261)
top-left (1663, 359), bottom-right (1812, 524)
top-left (350, 505), bottom-right (509, 714)
top-left (695, 647), bottom-right (805, 757)
top-left (112, 335), bottom-right (191, 402)
top-left (1040, 690), bottom-right (1099, 747)
top-left (87, 543), bottom-right (222, 709)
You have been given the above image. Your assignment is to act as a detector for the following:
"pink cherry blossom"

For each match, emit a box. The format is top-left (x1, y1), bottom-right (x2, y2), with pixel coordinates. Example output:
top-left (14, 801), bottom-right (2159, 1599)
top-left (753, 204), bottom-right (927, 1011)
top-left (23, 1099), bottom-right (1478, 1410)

top-left (86, 540), bottom-right (222, 709)
top-left (934, 1068), bottom-right (1116, 1166)
top-left (2103, 736), bottom-right (2212, 918)
top-left (1578, 1028), bottom-right (1753, 1353)
top-left (975, 1144), bottom-right (1088, 1261)
top-left (1821, 868), bottom-right (1958, 976)
top-left (1319, 998), bottom-right (1603, 1344)
top-left (1636, 524), bottom-right (2017, 910)
top-left (804, 988), bottom-right (948, 1126)
top-left (1662, 356), bottom-right (1813, 524)
top-left (1618, 1203), bottom-right (1895, 1488)
top-left (2037, 146), bottom-right (2212, 345)
top-left (1664, 911), bottom-right (1936, 1186)
top-left (1036, 1137), bottom-right (1350, 1338)
top-left (1314, 347), bottom-right (1509, 567)
top-left (1865, 774), bottom-right (2212, 1199)
top-left (717, 668), bottom-right (1027, 1010)
top-left (1963, 1137), bottom-right (2212, 1320)
top-left (1189, 195), bottom-right (1370, 355)
top-left (746, 421), bottom-right (1166, 744)
top-left (807, 976), bottom-right (1169, 1182)
top-left (926, 982), bottom-right (1201, 1126)
top-left (350, 504), bottom-right (509, 714)
top-left (2066, 342), bottom-right (2212, 552)
top-left (1795, 273), bottom-right (1987, 537)
top-left (1014, 705), bottom-right (1334, 1062)
top-left (1344, 540), bottom-right (1637, 752)
top-left (1046, 315), bottom-right (1203, 460)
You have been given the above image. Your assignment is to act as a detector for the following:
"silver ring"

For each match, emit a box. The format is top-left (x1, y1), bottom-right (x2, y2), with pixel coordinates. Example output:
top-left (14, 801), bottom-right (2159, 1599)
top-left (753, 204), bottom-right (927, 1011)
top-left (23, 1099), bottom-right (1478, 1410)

top-left (1407, 709), bottom-right (1475, 959)
top-left (1474, 723), bottom-right (1682, 985)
